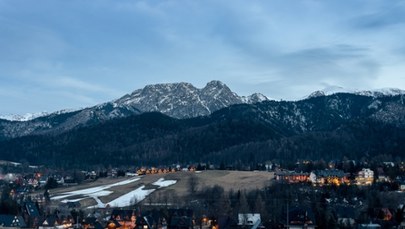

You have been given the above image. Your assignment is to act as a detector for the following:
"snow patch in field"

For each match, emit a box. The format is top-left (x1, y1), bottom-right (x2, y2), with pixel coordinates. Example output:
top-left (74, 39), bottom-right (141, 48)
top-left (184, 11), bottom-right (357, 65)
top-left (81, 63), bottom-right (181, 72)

top-left (107, 178), bottom-right (140, 187)
top-left (51, 177), bottom-right (140, 201)
top-left (88, 185), bottom-right (155, 208)
top-left (54, 177), bottom-right (178, 208)
top-left (152, 178), bottom-right (177, 188)
top-left (91, 197), bottom-right (106, 208)
top-left (101, 185), bottom-right (155, 208)
top-left (87, 178), bottom-right (177, 208)
top-left (52, 194), bottom-right (74, 200)
top-left (88, 190), bottom-right (113, 197)
top-left (61, 198), bottom-right (86, 203)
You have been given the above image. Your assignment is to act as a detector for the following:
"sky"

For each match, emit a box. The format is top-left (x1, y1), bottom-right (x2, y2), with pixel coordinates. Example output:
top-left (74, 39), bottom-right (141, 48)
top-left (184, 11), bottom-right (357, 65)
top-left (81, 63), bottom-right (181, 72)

top-left (1, 0), bottom-right (405, 115)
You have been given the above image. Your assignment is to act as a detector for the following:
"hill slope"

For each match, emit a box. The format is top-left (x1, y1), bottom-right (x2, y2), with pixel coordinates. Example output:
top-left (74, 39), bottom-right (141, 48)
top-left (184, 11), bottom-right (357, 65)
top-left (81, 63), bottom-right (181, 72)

top-left (0, 94), bottom-right (404, 167)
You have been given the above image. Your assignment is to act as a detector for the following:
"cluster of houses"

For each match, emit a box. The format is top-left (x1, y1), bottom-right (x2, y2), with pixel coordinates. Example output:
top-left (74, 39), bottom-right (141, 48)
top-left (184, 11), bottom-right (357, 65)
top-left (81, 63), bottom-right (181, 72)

top-left (0, 205), bottom-right (197, 229)
top-left (135, 165), bottom-right (197, 176)
top-left (275, 167), bottom-right (405, 189)
top-left (1, 202), bottom-right (405, 229)
top-left (0, 207), bottom-right (270, 229)
top-left (275, 169), bottom-right (357, 186)
top-left (281, 204), bottom-right (405, 229)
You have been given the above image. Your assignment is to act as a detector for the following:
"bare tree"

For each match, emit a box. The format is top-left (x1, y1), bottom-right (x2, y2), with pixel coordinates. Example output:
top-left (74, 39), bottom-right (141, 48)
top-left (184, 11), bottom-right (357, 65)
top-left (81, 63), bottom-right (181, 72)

top-left (188, 174), bottom-right (199, 197)
top-left (239, 191), bottom-right (250, 213)
top-left (130, 196), bottom-right (138, 206)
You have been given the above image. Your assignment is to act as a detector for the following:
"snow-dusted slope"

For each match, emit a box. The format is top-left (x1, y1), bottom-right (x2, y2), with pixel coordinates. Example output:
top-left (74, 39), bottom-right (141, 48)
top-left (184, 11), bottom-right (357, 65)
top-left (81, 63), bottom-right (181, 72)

top-left (0, 112), bottom-right (49, 122)
top-left (306, 87), bottom-right (405, 99)
top-left (0, 109), bottom-right (81, 122)
top-left (356, 88), bottom-right (405, 97)
top-left (241, 93), bottom-right (270, 104)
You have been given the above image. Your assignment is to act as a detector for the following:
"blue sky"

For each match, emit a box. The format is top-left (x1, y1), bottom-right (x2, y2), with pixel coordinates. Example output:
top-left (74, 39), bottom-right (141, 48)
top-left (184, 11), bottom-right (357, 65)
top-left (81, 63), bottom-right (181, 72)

top-left (1, 0), bottom-right (405, 114)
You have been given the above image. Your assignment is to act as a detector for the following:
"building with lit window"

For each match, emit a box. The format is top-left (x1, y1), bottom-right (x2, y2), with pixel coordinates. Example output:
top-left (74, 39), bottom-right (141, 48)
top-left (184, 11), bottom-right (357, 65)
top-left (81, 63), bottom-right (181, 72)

top-left (309, 169), bottom-right (348, 186)
top-left (356, 168), bottom-right (374, 185)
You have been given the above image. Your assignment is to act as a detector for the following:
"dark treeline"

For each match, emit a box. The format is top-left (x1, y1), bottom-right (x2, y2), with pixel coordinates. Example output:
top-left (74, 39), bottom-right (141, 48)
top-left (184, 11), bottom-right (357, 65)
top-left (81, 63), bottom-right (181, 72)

top-left (211, 119), bottom-right (405, 167)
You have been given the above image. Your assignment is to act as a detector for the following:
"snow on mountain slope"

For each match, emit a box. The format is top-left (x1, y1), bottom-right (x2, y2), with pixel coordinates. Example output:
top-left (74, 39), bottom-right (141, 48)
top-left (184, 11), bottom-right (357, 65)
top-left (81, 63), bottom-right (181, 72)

top-left (241, 93), bottom-right (270, 103)
top-left (306, 87), bottom-right (405, 99)
top-left (0, 112), bottom-right (49, 122)
top-left (112, 80), bottom-right (266, 118)
top-left (356, 88), bottom-right (405, 97)
top-left (0, 109), bottom-right (81, 122)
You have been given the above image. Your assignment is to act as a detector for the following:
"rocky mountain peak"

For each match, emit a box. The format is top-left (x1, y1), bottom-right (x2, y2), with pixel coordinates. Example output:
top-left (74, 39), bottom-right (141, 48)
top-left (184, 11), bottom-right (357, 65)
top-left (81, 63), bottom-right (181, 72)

top-left (245, 93), bottom-right (269, 103)
top-left (307, 90), bottom-right (326, 99)
top-left (119, 80), bottom-right (251, 118)
top-left (204, 80), bottom-right (226, 88)
top-left (144, 81), bottom-right (195, 90)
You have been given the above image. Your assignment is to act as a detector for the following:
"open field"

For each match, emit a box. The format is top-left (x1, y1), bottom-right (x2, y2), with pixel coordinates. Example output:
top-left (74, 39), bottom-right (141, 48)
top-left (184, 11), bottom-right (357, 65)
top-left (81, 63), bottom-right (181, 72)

top-left (158, 170), bottom-right (274, 197)
top-left (49, 170), bottom-right (274, 208)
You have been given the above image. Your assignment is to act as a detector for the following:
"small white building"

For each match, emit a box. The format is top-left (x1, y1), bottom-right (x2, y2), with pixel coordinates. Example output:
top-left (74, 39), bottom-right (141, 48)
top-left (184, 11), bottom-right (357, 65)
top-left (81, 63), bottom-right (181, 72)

top-left (383, 162), bottom-right (395, 167)
top-left (356, 168), bottom-right (374, 185)
top-left (238, 213), bottom-right (261, 227)
top-left (400, 184), bottom-right (405, 192)
top-left (358, 223), bottom-right (381, 228)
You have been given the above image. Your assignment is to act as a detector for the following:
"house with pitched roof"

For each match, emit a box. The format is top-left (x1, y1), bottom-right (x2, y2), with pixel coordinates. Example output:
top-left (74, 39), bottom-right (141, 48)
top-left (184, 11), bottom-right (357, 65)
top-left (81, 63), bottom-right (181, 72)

top-left (0, 215), bottom-right (26, 229)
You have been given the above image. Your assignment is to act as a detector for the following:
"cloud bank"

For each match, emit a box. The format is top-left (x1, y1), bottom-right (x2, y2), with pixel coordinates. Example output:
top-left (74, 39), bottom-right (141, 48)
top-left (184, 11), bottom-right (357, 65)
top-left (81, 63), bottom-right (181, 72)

top-left (0, 0), bottom-right (404, 114)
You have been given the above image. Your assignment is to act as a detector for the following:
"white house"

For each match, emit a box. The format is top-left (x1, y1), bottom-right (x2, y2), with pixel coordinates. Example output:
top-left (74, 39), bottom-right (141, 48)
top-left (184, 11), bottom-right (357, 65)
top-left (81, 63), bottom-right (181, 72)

top-left (356, 168), bottom-right (374, 185)
top-left (238, 213), bottom-right (261, 227)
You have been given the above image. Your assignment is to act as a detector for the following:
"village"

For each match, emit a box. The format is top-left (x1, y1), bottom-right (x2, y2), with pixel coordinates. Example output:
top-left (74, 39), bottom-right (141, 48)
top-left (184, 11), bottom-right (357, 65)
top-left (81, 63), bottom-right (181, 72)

top-left (0, 159), bottom-right (405, 229)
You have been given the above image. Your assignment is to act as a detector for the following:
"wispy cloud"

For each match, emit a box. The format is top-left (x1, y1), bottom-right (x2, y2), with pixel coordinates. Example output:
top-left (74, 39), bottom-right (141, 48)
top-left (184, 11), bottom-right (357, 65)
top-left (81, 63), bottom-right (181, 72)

top-left (48, 76), bottom-right (110, 93)
top-left (351, 2), bottom-right (405, 30)
top-left (0, 0), bottom-right (404, 113)
top-left (31, 75), bottom-right (124, 103)
top-left (277, 44), bottom-right (379, 81)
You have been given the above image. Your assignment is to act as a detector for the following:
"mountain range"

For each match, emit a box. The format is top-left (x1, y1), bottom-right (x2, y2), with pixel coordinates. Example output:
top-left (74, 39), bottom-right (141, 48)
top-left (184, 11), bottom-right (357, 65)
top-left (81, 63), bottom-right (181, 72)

top-left (0, 81), bottom-right (404, 167)
top-left (0, 80), bottom-right (267, 139)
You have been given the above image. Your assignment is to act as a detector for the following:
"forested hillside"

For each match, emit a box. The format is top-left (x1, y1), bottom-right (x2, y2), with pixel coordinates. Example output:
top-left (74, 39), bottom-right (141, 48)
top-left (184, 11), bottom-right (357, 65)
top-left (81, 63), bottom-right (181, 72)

top-left (0, 94), bottom-right (404, 168)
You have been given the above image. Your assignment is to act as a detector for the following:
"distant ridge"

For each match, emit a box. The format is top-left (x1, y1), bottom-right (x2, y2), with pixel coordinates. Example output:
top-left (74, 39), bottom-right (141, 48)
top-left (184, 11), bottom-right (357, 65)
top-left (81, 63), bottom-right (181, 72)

top-left (306, 86), bottom-right (405, 99)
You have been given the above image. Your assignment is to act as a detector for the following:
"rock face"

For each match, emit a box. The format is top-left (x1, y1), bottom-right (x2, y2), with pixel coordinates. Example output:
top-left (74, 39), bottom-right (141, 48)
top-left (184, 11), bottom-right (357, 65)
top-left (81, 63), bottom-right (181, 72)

top-left (0, 81), bottom-right (268, 138)
top-left (114, 80), bottom-right (250, 118)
